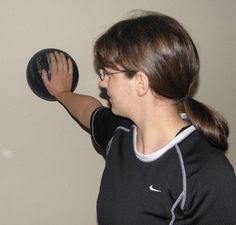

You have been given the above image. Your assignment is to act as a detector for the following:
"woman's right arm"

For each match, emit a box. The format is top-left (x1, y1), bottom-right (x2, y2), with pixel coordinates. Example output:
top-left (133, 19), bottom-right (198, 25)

top-left (56, 92), bottom-right (102, 130)
top-left (41, 51), bottom-right (103, 130)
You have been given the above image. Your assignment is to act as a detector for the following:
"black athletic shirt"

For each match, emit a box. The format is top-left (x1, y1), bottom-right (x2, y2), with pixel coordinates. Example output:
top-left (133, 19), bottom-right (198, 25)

top-left (91, 107), bottom-right (236, 225)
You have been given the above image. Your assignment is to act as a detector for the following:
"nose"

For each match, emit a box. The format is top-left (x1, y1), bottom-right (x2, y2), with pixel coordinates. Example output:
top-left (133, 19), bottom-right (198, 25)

top-left (99, 77), bottom-right (108, 89)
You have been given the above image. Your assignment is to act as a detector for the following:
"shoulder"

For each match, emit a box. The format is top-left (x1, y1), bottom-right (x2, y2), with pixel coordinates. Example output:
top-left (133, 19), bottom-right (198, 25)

top-left (90, 106), bottom-right (133, 151)
top-left (178, 130), bottom-right (235, 185)
top-left (91, 107), bottom-right (133, 129)
top-left (179, 131), bottom-right (236, 222)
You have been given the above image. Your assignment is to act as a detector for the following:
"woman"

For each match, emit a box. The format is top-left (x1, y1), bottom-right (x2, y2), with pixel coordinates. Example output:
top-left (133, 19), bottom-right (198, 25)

top-left (42, 11), bottom-right (236, 225)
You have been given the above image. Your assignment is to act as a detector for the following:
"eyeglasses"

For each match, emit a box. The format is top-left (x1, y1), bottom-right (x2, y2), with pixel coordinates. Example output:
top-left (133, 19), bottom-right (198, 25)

top-left (98, 69), bottom-right (129, 81)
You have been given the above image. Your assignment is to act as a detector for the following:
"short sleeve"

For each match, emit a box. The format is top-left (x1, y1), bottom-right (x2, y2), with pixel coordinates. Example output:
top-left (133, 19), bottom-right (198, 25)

top-left (90, 107), bottom-right (132, 153)
top-left (184, 152), bottom-right (236, 225)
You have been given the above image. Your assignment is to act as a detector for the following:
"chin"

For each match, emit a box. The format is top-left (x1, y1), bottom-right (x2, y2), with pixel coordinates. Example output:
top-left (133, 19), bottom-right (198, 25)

top-left (111, 106), bottom-right (128, 119)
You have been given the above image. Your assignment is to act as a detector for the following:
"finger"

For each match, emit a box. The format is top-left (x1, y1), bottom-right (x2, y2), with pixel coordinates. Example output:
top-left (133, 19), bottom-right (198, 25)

top-left (54, 51), bottom-right (63, 71)
top-left (68, 58), bottom-right (73, 76)
top-left (49, 53), bottom-right (57, 73)
top-left (41, 69), bottom-right (50, 86)
top-left (60, 52), bottom-right (68, 72)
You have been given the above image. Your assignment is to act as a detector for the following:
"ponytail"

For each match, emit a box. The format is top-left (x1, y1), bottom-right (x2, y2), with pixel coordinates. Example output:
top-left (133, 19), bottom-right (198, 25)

top-left (183, 97), bottom-right (229, 151)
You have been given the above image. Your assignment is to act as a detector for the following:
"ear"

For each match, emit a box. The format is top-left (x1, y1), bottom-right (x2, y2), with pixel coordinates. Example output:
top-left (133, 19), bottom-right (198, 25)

top-left (134, 72), bottom-right (150, 97)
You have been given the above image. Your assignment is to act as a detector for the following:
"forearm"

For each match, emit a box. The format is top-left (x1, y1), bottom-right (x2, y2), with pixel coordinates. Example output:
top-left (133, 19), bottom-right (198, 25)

top-left (56, 91), bottom-right (103, 130)
top-left (40, 52), bottom-right (102, 129)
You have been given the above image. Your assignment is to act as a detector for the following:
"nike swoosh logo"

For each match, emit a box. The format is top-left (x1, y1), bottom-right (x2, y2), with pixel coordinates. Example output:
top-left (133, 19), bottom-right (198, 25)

top-left (149, 185), bottom-right (161, 192)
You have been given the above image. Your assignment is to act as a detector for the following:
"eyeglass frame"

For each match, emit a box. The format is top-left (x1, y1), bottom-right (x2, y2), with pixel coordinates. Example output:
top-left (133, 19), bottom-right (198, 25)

top-left (98, 69), bottom-right (137, 81)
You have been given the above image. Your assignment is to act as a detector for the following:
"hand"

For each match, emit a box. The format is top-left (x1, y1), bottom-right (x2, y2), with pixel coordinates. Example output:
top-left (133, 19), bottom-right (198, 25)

top-left (41, 51), bottom-right (73, 99)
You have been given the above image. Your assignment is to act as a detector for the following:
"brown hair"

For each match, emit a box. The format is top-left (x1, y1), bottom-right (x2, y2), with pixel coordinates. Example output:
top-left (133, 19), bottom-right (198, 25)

top-left (94, 11), bottom-right (229, 151)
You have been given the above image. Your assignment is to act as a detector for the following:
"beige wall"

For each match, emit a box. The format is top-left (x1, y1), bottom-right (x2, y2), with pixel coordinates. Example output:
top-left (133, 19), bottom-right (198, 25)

top-left (0, 0), bottom-right (235, 224)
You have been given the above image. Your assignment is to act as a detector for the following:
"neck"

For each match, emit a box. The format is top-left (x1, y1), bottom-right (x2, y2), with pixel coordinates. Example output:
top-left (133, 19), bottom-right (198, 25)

top-left (132, 99), bottom-right (188, 155)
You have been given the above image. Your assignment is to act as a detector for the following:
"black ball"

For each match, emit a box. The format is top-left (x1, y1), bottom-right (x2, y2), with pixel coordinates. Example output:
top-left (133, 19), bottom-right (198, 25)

top-left (26, 48), bottom-right (79, 101)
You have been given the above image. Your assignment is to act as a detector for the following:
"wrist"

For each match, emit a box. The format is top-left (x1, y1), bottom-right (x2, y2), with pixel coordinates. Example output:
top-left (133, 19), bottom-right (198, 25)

top-left (54, 90), bottom-right (72, 100)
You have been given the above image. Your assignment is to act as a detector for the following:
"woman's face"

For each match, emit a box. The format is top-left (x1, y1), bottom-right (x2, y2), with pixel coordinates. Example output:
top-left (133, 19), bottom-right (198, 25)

top-left (98, 67), bottom-right (136, 118)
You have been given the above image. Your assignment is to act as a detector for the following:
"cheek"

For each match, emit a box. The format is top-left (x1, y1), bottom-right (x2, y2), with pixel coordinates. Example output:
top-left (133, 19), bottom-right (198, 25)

top-left (125, 83), bottom-right (135, 95)
top-left (108, 77), bottom-right (135, 102)
top-left (112, 84), bottom-right (132, 99)
top-left (114, 85), bottom-right (135, 109)
top-left (110, 82), bottom-right (136, 117)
